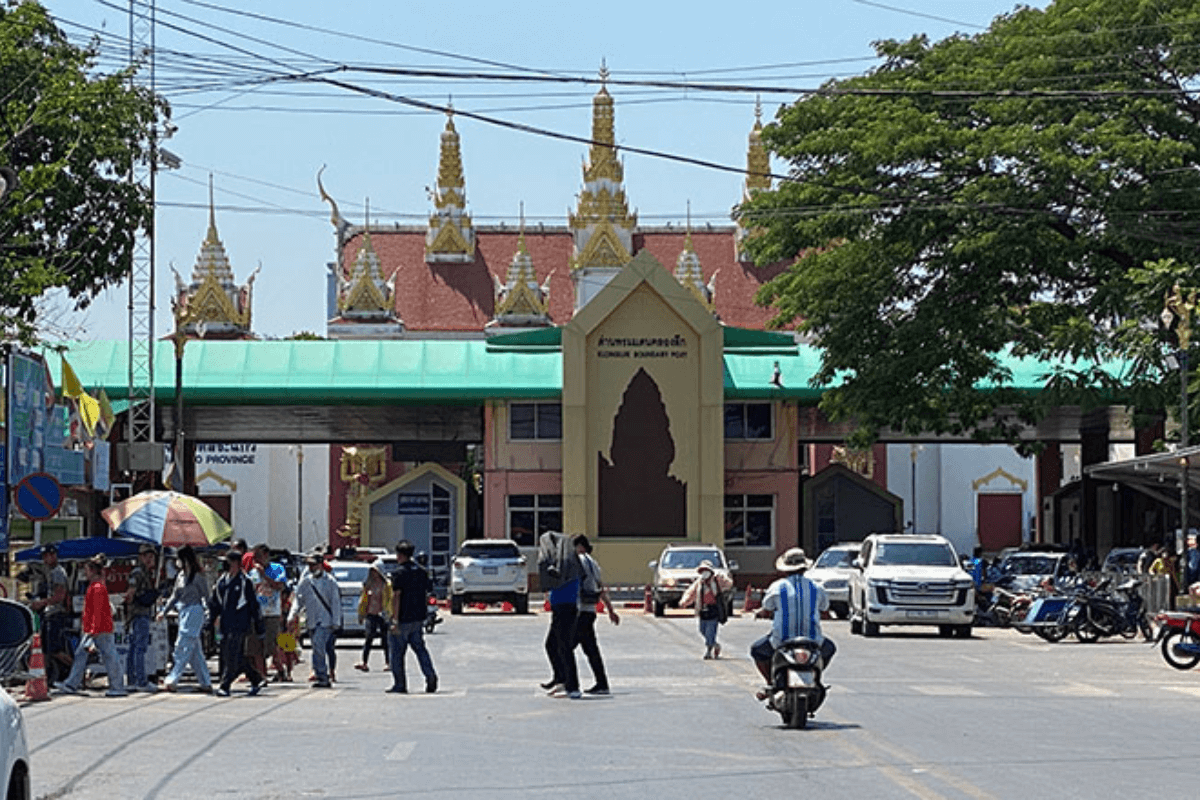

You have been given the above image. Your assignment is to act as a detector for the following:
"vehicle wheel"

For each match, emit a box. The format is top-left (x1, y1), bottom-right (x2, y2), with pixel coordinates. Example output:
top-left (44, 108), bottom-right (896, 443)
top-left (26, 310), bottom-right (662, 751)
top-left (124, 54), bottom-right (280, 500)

top-left (1161, 630), bottom-right (1200, 670)
top-left (514, 594), bottom-right (529, 615)
top-left (653, 600), bottom-right (665, 617)
top-left (938, 625), bottom-right (954, 637)
top-left (863, 618), bottom-right (880, 637)
top-left (955, 625), bottom-right (972, 639)
top-left (1034, 625), bottom-right (1067, 643)
top-left (8, 762), bottom-right (29, 800)
top-left (1074, 620), bottom-right (1101, 643)
top-left (450, 595), bottom-right (463, 615)
top-left (849, 614), bottom-right (863, 635)
top-left (832, 603), bottom-right (850, 620)
top-left (786, 693), bottom-right (808, 729)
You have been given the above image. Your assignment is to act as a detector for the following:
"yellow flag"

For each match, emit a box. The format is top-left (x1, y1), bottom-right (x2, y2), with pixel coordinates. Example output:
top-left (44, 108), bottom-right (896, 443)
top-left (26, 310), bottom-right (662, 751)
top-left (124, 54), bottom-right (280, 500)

top-left (77, 393), bottom-right (101, 438)
top-left (61, 356), bottom-right (85, 399)
top-left (98, 388), bottom-right (115, 440)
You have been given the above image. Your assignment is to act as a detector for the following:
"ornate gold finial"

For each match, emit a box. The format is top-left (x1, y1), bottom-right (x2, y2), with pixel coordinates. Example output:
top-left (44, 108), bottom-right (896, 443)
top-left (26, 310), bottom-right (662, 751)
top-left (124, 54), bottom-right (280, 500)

top-left (599, 59), bottom-right (610, 89)
top-left (206, 173), bottom-right (217, 243)
top-left (746, 98), bottom-right (771, 195)
top-left (493, 201), bottom-right (550, 325)
top-left (568, 62), bottom-right (635, 272)
top-left (177, 180), bottom-right (255, 336)
top-left (426, 106), bottom-right (475, 262)
top-left (675, 201), bottom-right (713, 313)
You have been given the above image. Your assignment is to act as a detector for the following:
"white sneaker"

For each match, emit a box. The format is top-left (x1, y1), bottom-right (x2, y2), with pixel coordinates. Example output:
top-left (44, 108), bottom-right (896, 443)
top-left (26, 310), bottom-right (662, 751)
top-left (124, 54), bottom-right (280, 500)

top-left (545, 683), bottom-right (567, 696)
top-left (567, 690), bottom-right (582, 699)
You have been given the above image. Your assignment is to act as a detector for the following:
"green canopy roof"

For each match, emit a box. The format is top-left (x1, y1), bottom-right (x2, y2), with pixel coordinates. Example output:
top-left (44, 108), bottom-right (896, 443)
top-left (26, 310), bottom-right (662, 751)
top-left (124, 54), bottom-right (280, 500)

top-left (43, 338), bottom-right (1116, 406)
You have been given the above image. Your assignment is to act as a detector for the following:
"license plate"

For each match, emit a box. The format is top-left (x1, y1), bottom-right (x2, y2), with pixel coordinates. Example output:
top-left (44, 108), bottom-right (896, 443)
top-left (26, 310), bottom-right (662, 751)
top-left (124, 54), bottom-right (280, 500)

top-left (906, 609), bottom-right (943, 619)
top-left (482, 567), bottom-right (498, 575)
top-left (787, 670), bottom-right (815, 688)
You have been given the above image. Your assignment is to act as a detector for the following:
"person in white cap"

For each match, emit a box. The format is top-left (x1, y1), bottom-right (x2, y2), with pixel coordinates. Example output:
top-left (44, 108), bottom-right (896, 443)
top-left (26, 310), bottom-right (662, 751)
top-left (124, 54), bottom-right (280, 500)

top-left (677, 560), bottom-right (733, 659)
top-left (750, 547), bottom-right (836, 694)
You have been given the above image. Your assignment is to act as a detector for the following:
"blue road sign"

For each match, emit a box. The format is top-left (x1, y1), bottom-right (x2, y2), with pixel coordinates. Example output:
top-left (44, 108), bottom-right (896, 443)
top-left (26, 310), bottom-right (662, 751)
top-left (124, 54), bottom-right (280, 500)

top-left (14, 471), bottom-right (63, 521)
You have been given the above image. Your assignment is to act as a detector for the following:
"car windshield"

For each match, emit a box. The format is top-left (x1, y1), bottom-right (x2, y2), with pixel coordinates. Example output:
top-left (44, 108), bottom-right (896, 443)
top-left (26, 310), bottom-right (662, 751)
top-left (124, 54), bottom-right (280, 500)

top-left (661, 550), bottom-right (723, 570)
top-left (1004, 556), bottom-right (1060, 575)
top-left (459, 543), bottom-right (521, 560)
top-left (814, 548), bottom-right (858, 569)
top-left (330, 564), bottom-right (370, 583)
top-left (873, 542), bottom-right (957, 567)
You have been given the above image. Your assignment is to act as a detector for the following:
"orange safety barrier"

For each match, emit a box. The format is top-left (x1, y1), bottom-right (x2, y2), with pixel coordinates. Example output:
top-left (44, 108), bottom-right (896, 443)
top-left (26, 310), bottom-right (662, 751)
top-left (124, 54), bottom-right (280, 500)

top-left (23, 632), bottom-right (51, 703)
top-left (742, 585), bottom-right (763, 613)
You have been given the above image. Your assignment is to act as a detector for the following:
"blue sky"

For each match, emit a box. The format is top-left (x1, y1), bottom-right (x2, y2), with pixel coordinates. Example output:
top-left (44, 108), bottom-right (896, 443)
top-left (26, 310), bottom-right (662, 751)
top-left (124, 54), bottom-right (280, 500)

top-left (43, 0), bottom-right (1037, 341)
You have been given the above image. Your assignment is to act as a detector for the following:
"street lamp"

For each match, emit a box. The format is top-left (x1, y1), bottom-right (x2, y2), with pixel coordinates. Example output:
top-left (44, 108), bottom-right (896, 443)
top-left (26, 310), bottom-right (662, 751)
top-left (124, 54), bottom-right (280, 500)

top-left (170, 301), bottom-right (203, 492)
top-left (1163, 284), bottom-right (1196, 560)
top-left (295, 445), bottom-right (304, 553)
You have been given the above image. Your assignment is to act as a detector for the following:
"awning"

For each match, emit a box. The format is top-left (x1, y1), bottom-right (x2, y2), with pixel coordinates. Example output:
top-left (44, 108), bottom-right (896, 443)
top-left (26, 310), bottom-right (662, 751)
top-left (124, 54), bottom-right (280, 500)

top-left (1085, 446), bottom-right (1200, 511)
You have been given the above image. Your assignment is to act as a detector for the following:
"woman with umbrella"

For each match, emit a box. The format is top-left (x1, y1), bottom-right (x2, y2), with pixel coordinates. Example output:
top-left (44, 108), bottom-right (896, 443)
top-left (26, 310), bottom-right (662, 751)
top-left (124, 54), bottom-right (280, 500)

top-left (157, 545), bottom-right (213, 693)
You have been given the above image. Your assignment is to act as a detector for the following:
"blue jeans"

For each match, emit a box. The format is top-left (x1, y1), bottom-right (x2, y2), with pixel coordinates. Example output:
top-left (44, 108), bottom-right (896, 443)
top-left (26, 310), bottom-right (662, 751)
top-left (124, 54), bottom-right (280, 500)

top-left (126, 615), bottom-right (151, 687)
top-left (165, 604), bottom-right (211, 688)
top-left (699, 618), bottom-right (719, 648)
top-left (62, 631), bottom-right (125, 693)
top-left (388, 621), bottom-right (437, 691)
top-left (309, 625), bottom-right (334, 683)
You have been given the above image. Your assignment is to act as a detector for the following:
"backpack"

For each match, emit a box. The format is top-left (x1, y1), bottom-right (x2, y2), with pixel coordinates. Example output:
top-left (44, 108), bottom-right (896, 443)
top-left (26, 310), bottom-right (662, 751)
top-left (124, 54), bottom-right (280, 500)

top-left (538, 531), bottom-right (581, 591)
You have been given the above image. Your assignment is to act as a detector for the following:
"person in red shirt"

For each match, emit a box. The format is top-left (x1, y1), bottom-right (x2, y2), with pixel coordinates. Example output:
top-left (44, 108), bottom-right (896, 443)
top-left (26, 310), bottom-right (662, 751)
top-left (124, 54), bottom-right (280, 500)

top-left (53, 555), bottom-right (127, 697)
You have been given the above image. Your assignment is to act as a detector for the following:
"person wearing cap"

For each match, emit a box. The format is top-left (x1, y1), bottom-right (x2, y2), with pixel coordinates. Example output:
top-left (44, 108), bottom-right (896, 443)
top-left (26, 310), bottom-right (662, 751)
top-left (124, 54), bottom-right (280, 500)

top-left (209, 550), bottom-right (267, 697)
top-left (678, 559), bottom-right (734, 660)
top-left (53, 556), bottom-right (126, 697)
top-left (158, 545), bottom-right (213, 693)
top-left (29, 544), bottom-right (70, 685)
top-left (246, 544), bottom-right (287, 682)
top-left (124, 543), bottom-right (160, 692)
top-left (288, 551), bottom-right (342, 688)
top-left (750, 547), bottom-right (836, 693)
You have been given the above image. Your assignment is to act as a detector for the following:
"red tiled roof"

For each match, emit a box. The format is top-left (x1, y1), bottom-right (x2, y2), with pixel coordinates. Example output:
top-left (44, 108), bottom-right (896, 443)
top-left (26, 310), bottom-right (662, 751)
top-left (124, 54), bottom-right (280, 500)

top-left (338, 227), bottom-right (793, 332)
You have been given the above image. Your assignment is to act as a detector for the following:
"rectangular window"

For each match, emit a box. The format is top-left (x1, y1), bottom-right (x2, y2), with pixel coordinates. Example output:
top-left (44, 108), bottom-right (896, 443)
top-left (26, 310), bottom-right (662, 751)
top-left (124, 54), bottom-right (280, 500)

top-left (724, 494), bottom-right (775, 548)
top-left (507, 493), bottom-right (563, 547)
top-left (510, 402), bottom-right (563, 440)
top-left (724, 403), bottom-right (773, 440)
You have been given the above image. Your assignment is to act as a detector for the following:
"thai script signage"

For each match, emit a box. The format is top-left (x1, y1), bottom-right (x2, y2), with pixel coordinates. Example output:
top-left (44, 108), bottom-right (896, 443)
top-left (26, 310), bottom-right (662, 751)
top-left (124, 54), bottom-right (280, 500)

top-left (595, 333), bottom-right (689, 360)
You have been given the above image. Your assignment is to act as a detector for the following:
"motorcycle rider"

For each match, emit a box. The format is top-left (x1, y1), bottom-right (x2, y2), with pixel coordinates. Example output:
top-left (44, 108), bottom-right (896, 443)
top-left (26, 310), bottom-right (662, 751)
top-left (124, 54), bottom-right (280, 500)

top-left (750, 547), bottom-right (835, 699)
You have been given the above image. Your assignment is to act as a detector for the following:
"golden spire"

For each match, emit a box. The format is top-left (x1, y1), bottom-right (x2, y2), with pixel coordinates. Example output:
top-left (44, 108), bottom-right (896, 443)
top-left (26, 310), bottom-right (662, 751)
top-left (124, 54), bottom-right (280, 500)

top-left (173, 176), bottom-right (256, 336)
top-left (493, 202), bottom-right (550, 325)
top-left (745, 96), bottom-right (771, 196)
top-left (426, 104), bottom-right (475, 262)
top-left (675, 201), bottom-right (713, 312)
top-left (340, 198), bottom-right (396, 319)
top-left (569, 62), bottom-right (636, 273)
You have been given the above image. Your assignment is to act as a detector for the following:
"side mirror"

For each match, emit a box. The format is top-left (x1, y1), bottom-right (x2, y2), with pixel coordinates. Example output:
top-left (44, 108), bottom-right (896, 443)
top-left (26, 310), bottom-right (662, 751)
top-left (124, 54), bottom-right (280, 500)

top-left (0, 599), bottom-right (34, 678)
top-left (852, 558), bottom-right (864, 570)
top-left (647, 560), bottom-right (658, 570)
top-left (728, 560), bottom-right (740, 572)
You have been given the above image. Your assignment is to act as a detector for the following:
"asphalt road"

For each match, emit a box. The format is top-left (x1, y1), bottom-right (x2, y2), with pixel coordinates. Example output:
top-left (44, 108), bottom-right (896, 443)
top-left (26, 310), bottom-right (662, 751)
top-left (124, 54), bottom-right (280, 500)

top-left (16, 608), bottom-right (1200, 800)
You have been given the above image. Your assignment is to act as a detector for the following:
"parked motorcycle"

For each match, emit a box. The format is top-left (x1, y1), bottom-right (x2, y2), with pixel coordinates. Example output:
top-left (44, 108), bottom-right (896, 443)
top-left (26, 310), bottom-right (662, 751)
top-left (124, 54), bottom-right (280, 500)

top-left (762, 637), bottom-right (826, 729)
top-left (424, 592), bottom-right (443, 635)
top-left (1153, 610), bottom-right (1200, 670)
top-left (1071, 577), bottom-right (1151, 642)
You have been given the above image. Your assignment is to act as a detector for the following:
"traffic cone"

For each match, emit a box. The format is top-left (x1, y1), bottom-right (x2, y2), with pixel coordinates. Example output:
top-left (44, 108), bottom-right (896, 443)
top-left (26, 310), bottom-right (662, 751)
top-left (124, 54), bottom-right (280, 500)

top-left (23, 632), bottom-right (51, 703)
top-left (742, 585), bottom-right (761, 613)
top-left (643, 584), bottom-right (653, 613)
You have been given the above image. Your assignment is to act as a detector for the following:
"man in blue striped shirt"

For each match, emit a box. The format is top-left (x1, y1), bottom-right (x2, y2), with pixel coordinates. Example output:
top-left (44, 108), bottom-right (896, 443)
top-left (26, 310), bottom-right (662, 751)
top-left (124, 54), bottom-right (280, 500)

top-left (750, 547), bottom-right (837, 686)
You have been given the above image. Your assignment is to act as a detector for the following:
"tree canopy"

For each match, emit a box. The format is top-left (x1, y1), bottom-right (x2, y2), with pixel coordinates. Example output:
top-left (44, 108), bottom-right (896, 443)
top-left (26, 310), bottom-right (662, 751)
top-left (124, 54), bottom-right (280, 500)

top-left (740, 0), bottom-right (1200, 446)
top-left (0, 1), bottom-right (165, 344)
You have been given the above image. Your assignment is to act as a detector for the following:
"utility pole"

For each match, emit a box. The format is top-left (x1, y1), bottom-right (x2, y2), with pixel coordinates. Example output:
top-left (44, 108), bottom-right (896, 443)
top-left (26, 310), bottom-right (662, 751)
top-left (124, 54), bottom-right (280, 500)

top-left (126, 0), bottom-right (157, 479)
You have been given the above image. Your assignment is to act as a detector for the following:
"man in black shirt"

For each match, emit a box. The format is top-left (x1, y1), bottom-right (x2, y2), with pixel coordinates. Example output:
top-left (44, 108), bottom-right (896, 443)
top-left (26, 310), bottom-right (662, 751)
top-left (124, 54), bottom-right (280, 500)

top-left (387, 540), bottom-right (438, 694)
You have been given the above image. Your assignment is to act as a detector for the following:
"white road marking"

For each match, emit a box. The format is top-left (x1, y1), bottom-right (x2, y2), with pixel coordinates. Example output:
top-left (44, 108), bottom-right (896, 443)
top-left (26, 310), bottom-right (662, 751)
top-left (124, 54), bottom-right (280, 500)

top-left (1163, 685), bottom-right (1200, 698)
top-left (386, 741), bottom-right (416, 761)
top-left (909, 684), bottom-right (985, 697)
top-left (1045, 682), bottom-right (1115, 697)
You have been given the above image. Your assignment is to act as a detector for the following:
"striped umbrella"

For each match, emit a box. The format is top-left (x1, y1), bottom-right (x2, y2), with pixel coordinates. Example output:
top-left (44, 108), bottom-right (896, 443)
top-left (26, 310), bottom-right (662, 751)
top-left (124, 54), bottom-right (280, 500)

top-left (102, 490), bottom-right (232, 547)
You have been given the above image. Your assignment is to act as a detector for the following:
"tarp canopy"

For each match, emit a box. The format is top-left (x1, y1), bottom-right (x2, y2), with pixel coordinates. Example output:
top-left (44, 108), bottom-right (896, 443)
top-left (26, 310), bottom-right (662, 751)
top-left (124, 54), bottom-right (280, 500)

top-left (14, 537), bottom-right (144, 563)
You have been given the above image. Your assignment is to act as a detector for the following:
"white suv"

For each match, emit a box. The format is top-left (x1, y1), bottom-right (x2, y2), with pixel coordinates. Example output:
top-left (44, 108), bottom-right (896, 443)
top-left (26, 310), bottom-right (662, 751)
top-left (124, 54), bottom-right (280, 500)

top-left (450, 539), bottom-right (529, 614)
top-left (848, 533), bottom-right (975, 638)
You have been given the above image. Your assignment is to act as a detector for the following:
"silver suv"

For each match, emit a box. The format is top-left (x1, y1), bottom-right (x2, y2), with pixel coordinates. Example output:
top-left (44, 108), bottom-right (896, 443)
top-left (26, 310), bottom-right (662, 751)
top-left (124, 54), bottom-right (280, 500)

top-left (848, 533), bottom-right (975, 638)
top-left (648, 544), bottom-right (737, 617)
top-left (450, 539), bottom-right (529, 614)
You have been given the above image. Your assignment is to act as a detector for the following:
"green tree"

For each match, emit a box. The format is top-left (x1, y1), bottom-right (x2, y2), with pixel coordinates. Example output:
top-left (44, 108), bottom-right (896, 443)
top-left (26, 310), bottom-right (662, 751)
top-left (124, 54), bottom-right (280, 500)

top-left (740, 0), bottom-right (1200, 446)
top-left (1, 1), bottom-right (166, 344)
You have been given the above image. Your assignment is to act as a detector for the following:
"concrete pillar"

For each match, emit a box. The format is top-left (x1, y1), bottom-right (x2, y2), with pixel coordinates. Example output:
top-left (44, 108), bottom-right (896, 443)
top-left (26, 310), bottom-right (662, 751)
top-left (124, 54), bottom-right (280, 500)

top-left (1036, 443), bottom-right (1062, 543)
top-left (1079, 409), bottom-right (1110, 555)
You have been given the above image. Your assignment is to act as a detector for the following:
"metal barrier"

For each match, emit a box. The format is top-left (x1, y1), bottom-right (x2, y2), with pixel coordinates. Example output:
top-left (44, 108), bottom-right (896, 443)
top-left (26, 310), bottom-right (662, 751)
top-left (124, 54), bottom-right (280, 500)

top-left (1137, 574), bottom-right (1173, 614)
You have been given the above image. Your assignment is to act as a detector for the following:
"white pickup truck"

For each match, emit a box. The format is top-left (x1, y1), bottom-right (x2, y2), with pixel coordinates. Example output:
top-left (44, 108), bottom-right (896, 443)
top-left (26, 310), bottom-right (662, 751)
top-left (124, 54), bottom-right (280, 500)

top-left (848, 533), bottom-right (976, 638)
